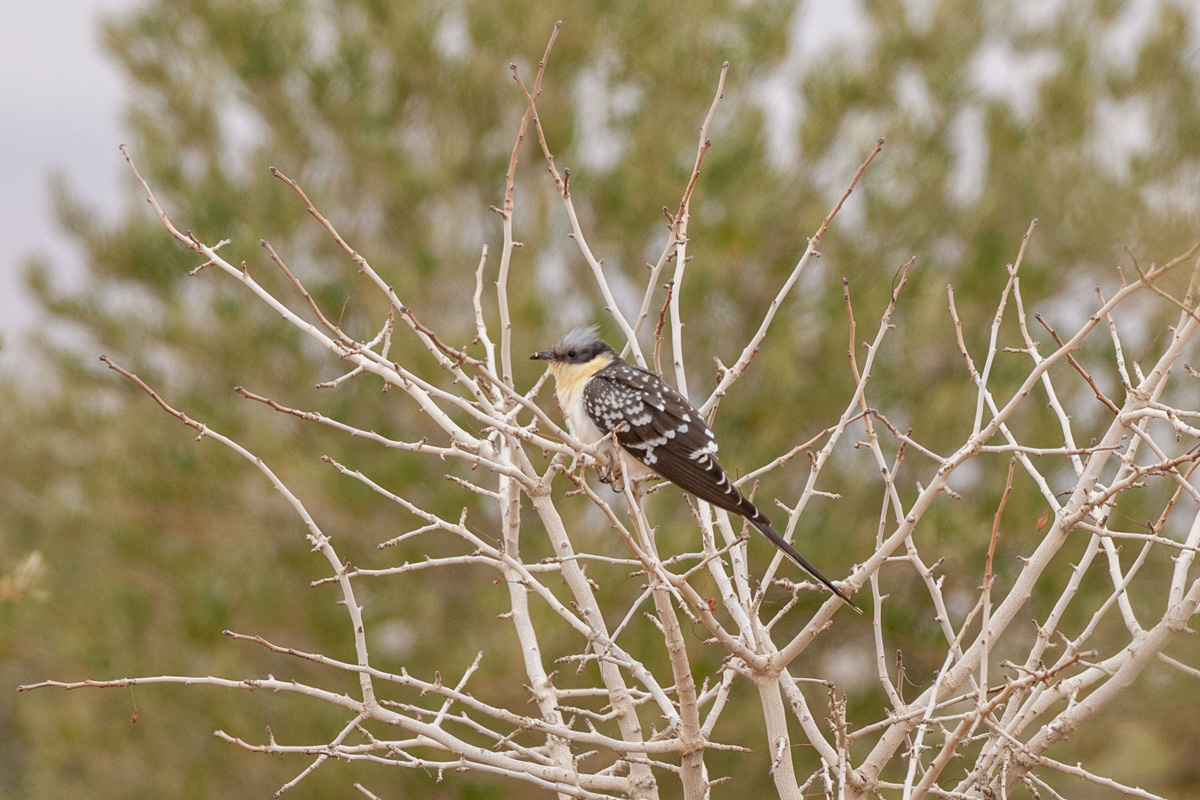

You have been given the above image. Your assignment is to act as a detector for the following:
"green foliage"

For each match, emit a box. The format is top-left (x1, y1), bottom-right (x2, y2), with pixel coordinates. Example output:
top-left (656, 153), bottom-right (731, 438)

top-left (6, 0), bottom-right (1200, 796)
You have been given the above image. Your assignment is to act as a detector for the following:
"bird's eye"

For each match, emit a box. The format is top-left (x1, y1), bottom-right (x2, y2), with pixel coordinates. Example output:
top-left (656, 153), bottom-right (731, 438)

top-left (568, 350), bottom-right (578, 359)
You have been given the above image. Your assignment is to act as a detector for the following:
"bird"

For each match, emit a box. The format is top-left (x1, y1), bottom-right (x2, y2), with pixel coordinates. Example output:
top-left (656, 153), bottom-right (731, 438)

top-left (532, 326), bottom-right (857, 610)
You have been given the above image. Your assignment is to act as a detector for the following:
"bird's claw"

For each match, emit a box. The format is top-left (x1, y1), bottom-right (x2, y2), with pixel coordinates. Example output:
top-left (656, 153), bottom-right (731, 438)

top-left (597, 466), bottom-right (625, 492)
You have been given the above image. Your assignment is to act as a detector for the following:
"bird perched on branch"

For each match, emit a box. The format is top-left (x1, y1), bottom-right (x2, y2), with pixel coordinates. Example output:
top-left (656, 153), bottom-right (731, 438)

top-left (532, 327), bottom-right (857, 611)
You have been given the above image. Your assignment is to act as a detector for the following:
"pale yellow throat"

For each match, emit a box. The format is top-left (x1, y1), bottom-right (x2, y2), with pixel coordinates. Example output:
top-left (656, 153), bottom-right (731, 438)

top-left (547, 352), bottom-right (614, 444)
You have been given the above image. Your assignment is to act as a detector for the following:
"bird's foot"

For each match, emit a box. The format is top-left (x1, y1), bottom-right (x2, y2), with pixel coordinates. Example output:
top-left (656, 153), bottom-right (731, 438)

top-left (597, 468), bottom-right (625, 493)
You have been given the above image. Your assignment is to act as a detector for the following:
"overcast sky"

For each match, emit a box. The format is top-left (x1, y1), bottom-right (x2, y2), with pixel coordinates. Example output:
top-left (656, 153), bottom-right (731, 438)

top-left (0, 0), bottom-right (132, 367)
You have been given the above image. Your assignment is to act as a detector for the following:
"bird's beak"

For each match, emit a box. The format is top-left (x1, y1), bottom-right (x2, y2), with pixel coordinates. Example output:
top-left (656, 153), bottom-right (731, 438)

top-left (530, 350), bottom-right (551, 361)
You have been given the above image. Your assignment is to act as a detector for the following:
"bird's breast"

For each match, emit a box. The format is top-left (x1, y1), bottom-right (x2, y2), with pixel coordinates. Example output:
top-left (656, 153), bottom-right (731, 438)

top-left (550, 359), bottom-right (610, 444)
top-left (558, 379), bottom-right (605, 443)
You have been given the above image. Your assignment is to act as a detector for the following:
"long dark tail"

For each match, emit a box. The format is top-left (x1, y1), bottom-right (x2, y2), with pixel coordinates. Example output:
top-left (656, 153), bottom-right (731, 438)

top-left (741, 505), bottom-right (860, 613)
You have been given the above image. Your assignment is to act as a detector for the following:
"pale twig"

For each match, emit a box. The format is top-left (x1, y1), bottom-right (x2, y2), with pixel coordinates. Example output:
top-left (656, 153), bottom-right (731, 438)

top-left (1097, 286), bottom-right (1134, 392)
top-left (266, 166), bottom-right (500, 413)
top-left (260, 238), bottom-right (355, 347)
top-left (233, 386), bottom-right (537, 481)
top-left (671, 61), bottom-right (728, 229)
top-left (221, 631), bottom-right (689, 756)
top-left (907, 658), bottom-right (1076, 800)
top-left (619, 494), bottom-right (707, 796)
top-left (980, 459), bottom-right (1016, 707)
top-left (971, 219), bottom-right (1037, 435)
top-left (495, 22), bottom-right (561, 386)
top-left (96, 357), bottom-right (376, 707)
top-left (665, 61), bottom-right (730, 396)
top-left (764, 257), bottom-right (913, 628)
top-left (1035, 314), bottom-right (1119, 413)
top-left (1077, 521), bottom-right (1200, 552)
top-left (444, 473), bottom-right (503, 501)
top-left (866, 409), bottom-right (947, 463)
top-left (849, 243), bottom-right (1200, 792)
top-left (315, 310), bottom-right (394, 388)
top-left (1010, 268), bottom-right (1086, 478)
top-left (984, 589), bottom-right (1200, 794)
top-left (701, 138), bottom-right (885, 419)
top-left (652, 280), bottom-right (673, 376)
top-left (1035, 757), bottom-right (1168, 800)
top-left (735, 413), bottom-right (869, 487)
top-left (471, 244), bottom-right (498, 394)
top-left (870, 465), bottom-right (903, 712)
top-left (627, 241), bottom-right (677, 356)
top-left (1132, 254), bottom-right (1200, 325)
top-left (274, 713), bottom-right (367, 796)
top-left (1158, 653), bottom-right (1200, 680)
top-left (125, 148), bottom-right (484, 447)
top-left (946, 285), bottom-right (981, 385)
top-left (21, 674), bottom-right (357, 707)
top-left (374, 313), bottom-right (590, 456)
top-left (120, 144), bottom-right (194, 249)
top-left (565, 472), bottom-right (764, 668)
top-left (510, 57), bottom-right (646, 368)
top-left (1121, 421), bottom-right (1200, 507)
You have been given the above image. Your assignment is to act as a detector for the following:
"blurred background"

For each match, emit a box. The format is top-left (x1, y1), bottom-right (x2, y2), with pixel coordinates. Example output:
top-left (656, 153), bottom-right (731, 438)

top-left (4, 0), bottom-right (1200, 797)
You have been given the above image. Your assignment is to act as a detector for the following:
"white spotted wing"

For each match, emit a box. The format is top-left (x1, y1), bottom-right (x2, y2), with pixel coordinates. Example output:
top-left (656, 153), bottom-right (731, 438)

top-left (582, 361), bottom-right (744, 512)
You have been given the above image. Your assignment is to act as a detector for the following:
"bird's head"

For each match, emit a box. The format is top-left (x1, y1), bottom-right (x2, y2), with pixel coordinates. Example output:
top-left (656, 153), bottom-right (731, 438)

top-left (530, 326), bottom-right (615, 365)
top-left (531, 327), bottom-right (617, 386)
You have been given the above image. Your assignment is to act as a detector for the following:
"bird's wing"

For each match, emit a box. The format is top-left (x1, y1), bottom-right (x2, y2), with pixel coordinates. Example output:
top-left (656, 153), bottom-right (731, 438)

top-left (582, 361), bottom-right (745, 514)
top-left (584, 360), bottom-right (858, 609)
